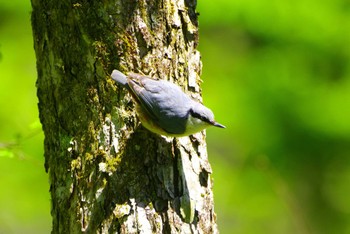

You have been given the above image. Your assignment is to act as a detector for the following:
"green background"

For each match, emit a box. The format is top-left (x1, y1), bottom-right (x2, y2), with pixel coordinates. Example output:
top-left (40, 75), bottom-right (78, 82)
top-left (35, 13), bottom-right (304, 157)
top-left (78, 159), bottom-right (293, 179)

top-left (1, 0), bottom-right (350, 233)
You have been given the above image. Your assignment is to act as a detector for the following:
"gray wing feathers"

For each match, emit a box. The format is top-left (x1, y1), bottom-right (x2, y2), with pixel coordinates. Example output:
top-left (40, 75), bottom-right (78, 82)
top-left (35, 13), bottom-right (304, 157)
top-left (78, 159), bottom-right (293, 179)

top-left (111, 71), bottom-right (192, 134)
top-left (130, 76), bottom-right (191, 134)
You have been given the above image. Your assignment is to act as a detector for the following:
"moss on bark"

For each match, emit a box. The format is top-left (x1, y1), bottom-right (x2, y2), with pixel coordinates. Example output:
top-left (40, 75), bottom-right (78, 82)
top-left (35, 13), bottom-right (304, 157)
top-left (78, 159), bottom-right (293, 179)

top-left (31, 0), bottom-right (218, 232)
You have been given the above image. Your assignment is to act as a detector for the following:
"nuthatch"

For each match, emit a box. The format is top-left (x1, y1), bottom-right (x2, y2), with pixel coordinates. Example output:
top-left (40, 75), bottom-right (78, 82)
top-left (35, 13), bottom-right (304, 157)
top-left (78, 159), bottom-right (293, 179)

top-left (111, 70), bottom-right (225, 137)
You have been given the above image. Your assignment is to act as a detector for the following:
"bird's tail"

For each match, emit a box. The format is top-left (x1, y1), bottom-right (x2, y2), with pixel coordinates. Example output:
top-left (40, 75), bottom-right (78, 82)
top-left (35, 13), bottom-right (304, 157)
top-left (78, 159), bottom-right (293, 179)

top-left (111, 70), bottom-right (128, 86)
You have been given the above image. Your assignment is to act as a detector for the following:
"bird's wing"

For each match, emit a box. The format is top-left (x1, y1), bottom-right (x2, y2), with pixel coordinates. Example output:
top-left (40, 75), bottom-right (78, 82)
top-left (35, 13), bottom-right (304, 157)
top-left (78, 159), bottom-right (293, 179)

top-left (127, 74), bottom-right (190, 134)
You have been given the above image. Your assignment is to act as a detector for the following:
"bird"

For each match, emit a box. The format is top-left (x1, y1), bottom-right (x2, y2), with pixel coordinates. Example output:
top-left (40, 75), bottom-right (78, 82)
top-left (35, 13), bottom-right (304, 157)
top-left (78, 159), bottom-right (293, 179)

top-left (111, 70), bottom-right (225, 137)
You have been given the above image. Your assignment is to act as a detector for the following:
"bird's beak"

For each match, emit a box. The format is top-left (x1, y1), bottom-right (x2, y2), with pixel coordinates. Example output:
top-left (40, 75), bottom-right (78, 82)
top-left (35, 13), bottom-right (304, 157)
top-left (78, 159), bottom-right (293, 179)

top-left (213, 122), bottom-right (226, 128)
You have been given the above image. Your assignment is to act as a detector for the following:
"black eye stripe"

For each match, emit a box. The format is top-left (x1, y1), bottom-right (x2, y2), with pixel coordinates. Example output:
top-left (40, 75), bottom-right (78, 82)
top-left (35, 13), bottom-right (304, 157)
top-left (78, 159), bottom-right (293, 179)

top-left (190, 109), bottom-right (210, 123)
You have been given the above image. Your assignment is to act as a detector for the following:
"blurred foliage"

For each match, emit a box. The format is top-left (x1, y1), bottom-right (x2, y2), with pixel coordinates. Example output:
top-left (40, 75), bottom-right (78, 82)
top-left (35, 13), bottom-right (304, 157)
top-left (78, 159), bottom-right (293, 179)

top-left (1, 0), bottom-right (349, 233)
top-left (0, 1), bottom-right (51, 233)
top-left (198, 0), bottom-right (350, 234)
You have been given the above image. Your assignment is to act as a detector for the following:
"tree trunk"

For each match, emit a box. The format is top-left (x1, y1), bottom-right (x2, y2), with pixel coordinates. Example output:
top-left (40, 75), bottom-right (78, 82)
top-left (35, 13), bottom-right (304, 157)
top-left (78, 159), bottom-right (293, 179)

top-left (31, 0), bottom-right (218, 233)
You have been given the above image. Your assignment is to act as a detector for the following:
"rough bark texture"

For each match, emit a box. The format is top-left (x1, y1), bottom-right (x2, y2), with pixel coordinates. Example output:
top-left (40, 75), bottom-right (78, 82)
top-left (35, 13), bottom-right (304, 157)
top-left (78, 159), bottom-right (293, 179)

top-left (31, 0), bottom-right (218, 233)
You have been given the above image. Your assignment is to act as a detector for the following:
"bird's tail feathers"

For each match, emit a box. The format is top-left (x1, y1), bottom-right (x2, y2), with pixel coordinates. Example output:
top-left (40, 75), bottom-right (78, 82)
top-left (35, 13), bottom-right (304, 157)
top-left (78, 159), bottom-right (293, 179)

top-left (111, 70), bottom-right (128, 86)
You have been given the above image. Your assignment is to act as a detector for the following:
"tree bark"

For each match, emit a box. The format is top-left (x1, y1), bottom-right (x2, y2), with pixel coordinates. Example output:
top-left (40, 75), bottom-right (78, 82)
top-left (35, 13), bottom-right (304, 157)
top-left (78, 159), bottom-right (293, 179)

top-left (31, 0), bottom-right (218, 233)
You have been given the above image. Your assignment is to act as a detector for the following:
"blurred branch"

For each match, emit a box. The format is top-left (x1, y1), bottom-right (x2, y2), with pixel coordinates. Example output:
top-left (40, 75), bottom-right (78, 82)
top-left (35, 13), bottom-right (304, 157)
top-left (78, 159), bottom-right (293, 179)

top-left (0, 126), bottom-right (42, 162)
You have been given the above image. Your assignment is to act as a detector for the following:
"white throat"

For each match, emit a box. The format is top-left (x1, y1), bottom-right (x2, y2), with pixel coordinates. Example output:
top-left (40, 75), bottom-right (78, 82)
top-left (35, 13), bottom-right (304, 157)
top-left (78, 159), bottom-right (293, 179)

top-left (185, 114), bottom-right (211, 135)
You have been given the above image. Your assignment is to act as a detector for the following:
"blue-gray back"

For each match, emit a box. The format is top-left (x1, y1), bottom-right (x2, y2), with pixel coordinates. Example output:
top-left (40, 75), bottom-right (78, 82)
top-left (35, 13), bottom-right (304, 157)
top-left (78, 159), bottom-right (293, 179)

top-left (128, 75), bottom-right (194, 134)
